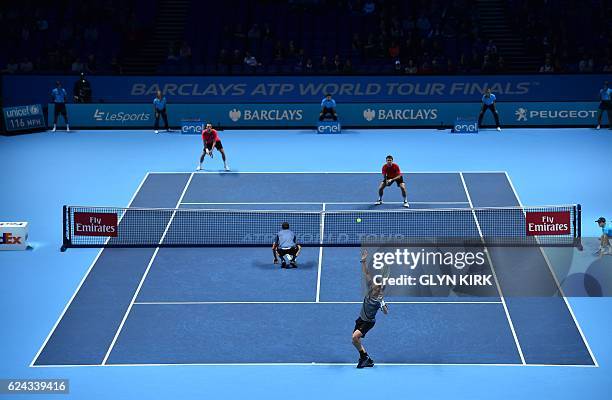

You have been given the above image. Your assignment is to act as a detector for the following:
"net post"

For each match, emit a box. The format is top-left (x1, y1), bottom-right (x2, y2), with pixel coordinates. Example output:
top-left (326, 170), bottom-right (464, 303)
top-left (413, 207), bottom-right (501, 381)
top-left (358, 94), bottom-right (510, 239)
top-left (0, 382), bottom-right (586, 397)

top-left (61, 205), bottom-right (69, 252)
top-left (574, 204), bottom-right (583, 251)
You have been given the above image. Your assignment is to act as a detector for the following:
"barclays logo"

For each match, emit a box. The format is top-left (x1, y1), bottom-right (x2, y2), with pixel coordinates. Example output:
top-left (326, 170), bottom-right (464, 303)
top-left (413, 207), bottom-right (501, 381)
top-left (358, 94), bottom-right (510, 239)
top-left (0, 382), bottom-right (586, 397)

top-left (363, 108), bottom-right (376, 122)
top-left (229, 109), bottom-right (242, 122)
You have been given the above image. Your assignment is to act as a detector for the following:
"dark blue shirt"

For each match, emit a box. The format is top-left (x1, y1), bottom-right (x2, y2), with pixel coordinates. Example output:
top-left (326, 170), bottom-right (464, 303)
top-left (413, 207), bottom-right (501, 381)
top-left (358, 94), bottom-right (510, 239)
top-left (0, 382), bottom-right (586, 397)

top-left (51, 88), bottom-right (67, 103)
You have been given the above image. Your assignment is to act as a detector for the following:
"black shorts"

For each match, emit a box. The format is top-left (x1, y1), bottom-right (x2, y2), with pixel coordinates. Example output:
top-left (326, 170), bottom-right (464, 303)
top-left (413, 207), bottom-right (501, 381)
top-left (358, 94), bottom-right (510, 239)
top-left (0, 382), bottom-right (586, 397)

top-left (383, 176), bottom-right (404, 186)
top-left (354, 317), bottom-right (375, 337)
top-left (54, 103), bottom-right (67, 116)
top-left (205, 141), bottom-right (223, 151)
top-left (277, 246), bottom-right (299, 257)
top-left (599, 101), bottom-right (611, 110)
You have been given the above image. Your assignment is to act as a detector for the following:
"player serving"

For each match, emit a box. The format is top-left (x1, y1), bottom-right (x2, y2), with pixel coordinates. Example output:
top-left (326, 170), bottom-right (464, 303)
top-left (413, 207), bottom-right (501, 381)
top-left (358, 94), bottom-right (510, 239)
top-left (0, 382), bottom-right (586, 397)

top-left (376, 155), bottom-right (408, 207)
top-left (352, 249), bottom-right (388, 368)
top-left (197, 123), bottom-right (230, 171)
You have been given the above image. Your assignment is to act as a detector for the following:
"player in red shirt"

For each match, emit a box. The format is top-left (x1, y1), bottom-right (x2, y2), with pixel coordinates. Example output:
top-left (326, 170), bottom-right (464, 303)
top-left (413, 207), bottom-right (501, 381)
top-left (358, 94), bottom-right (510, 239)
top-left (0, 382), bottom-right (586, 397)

top-left (376, 155), bottom-right (408, 207)
top-left (197, 123), bottom-right (229, 171)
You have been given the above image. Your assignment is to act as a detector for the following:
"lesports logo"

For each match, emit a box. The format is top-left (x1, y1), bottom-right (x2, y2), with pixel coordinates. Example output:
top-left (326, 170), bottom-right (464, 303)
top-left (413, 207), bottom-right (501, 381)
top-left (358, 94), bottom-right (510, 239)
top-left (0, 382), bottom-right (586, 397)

top-left (363, 108), bottom-right (376, 122)
top-left (229, 109), bottom-right (242, 122)
top-left (93, 109), bottom-right (150, 123)
top-left (362, 108), bottom-right (438, 121)
top-left (515, 108), bottom-right (528, 121)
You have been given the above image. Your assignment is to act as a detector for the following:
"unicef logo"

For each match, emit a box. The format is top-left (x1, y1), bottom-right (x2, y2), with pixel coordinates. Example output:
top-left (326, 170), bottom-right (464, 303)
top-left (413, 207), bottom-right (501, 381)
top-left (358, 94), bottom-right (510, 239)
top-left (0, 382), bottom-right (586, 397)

top-left (515, 108), bottom-right (528, 121)
top-left (363, 108), bottom-right (376, 122)
top-left (229, 109), bottom-right (242, 122)
top-left (29, 105), bottom-right (40, 115)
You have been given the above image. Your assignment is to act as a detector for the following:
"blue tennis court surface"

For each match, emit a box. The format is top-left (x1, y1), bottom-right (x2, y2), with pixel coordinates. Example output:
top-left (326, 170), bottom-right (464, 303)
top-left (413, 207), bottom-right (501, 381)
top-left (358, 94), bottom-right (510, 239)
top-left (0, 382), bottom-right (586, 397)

top-left (32, 171), bottom-right (594, 366)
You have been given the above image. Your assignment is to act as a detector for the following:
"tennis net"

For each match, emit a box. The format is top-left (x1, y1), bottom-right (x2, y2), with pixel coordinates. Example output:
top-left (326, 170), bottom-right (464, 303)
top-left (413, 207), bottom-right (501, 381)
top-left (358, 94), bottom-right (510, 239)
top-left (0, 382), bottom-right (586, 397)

top-left (61, 204), bottom-right (581, 251)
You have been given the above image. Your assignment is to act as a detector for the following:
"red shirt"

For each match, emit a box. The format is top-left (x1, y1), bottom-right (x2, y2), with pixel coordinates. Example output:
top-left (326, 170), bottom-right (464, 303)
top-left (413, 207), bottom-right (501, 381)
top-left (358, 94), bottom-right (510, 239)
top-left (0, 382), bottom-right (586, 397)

top-left (202, 128), bottom-right (219, 144)
top-left (382, 163), bottom-right (401, 179)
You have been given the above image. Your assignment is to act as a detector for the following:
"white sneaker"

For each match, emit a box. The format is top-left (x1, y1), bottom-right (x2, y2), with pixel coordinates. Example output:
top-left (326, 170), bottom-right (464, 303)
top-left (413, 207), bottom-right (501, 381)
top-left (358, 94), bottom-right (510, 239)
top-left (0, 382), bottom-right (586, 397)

top-left (596, 125), bottom-right (601, 130)
top-left (154, 130), bottom-right (159, 134)
top-left (224, 163), bottom-right (230, 171)
top-left (66, 125), bottom-right (70, 132)
top-left (375, 200), bottom-right (382, 205)
top-left (52, 126), bottom-right (56, 132)
top-left (496, 127), bottom-right (502, 132)
top-left (196, 165), bottom-right (202, 171)
top-left (403, 202), bottom-right (409, 208)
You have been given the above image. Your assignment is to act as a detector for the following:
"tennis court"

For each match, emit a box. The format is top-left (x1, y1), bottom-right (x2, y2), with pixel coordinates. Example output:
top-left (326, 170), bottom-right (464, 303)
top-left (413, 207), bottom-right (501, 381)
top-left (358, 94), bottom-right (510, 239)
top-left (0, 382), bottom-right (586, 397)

top-left (32, 171), bottom-right (595, 367)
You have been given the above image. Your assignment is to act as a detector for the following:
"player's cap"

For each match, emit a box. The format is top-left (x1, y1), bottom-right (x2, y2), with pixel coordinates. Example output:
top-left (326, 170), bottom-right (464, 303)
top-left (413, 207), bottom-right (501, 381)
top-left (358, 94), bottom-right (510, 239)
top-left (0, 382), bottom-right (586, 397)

top-left (596, 217), bottom-right (606, 223)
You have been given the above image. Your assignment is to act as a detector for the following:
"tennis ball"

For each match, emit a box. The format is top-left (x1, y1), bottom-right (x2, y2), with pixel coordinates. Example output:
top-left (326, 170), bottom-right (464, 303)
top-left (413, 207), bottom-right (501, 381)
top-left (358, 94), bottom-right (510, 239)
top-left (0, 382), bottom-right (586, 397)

top-left (356, 218), bottom-right (362, 223)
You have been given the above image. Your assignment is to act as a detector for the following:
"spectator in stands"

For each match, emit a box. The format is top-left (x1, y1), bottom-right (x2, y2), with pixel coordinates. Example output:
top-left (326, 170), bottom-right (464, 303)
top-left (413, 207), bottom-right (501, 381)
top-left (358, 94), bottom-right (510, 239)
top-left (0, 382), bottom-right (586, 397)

top-left (86, 54), bottom-right (97, 74)
top-left (153, 90), bottom-right (169, 134)
top-left (318, 56), bottom-right (330, 73)
top-left (51, 81), bottom-right (69, 132)
top-left (179, 42), bottom-right (192, 63)
top-left (319, 93), bottom-right (338, 121)
top-left (478, 88), bottom-right (501, 131)
top-left (578, 55), bottom-right (594, 72)
top-left (305, 58), bottom-right (314, 73)
top-left (333, 54), bottom-right (342, 73)
top-left (388, 41), bottom-right (400, 59)
top-left (167, 44), bottom-right (178, 62)
top-left (343, 59), bottom-right (353, 74)
top-left (404, 59), bottom-right (418, 74)
top-left (393, 60), bottom-right (402, 74)
top-left (71, 57), bottom-right (85, 73)
top-left (19, 57), bottom-right (33, 73)
top-left (362, 1), bottom-right (375, 14)
top-left (3, 58), bottom-right (19, 74)
top-left (110, 57), bottom-right (123, 75)
top-left (539, 57), bottom-right (554, 73)
top-left (73, 72), bottom-right (92, 103)
top-left (243, 52), bottom-right (260, 72)
top-left (248, 24), bottom-right (261, 40)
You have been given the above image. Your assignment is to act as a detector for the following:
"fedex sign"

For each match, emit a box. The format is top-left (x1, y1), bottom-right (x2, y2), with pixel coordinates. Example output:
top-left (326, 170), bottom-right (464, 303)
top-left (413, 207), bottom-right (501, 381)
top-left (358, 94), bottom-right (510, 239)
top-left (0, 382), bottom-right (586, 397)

top-left (0, 222), bottom-right (29, 250)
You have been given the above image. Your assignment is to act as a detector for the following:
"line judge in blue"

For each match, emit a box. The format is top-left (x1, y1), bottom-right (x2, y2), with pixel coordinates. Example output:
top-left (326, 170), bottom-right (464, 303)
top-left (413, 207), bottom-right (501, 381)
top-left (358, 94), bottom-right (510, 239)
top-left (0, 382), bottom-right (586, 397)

top-left (596, 81), bottom-right (611, 130)
top-left (477, 88), bottom-right (501, 131)
top-left (596, 217), bottom-right (612, 256)
top-left (272, 222), bottom-right (301, 268)
top-left (319, 93), bottom-right (338, 121)
top-left (51, 81), bottom-right (69, 132)
top-left (153, 90), bottom-right (170, 134)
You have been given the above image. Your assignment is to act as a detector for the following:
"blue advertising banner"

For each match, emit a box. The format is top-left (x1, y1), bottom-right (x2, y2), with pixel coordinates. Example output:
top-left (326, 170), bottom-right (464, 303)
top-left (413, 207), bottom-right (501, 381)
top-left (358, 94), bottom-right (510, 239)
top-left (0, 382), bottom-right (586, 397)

top-left (5, 74), bottom-right (610, 105)
top-left (3, 104), bottom-right (45, 131)
top-left (47, 102), bottom-right (600, 129)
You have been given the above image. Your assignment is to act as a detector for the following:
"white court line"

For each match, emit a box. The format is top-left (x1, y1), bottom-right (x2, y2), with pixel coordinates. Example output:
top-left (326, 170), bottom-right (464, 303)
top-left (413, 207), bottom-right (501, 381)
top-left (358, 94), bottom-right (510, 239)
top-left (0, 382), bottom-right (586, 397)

top-left (180, 201), bottom-right (470, 205)
top-left (30, 361), bottom-right (596, 368)
top-left (30, 172), bottom-right (152, 368)
top-left (459, 172), bottom-right (526, 365)
top-left (101, 172), bottom-right (195, 366)
top-left (316, 203), bottom-right (325, 303)
top-left (504, 172), bottom-right (598, 367)
top-left (133, 301), bottom-right (503, 305)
